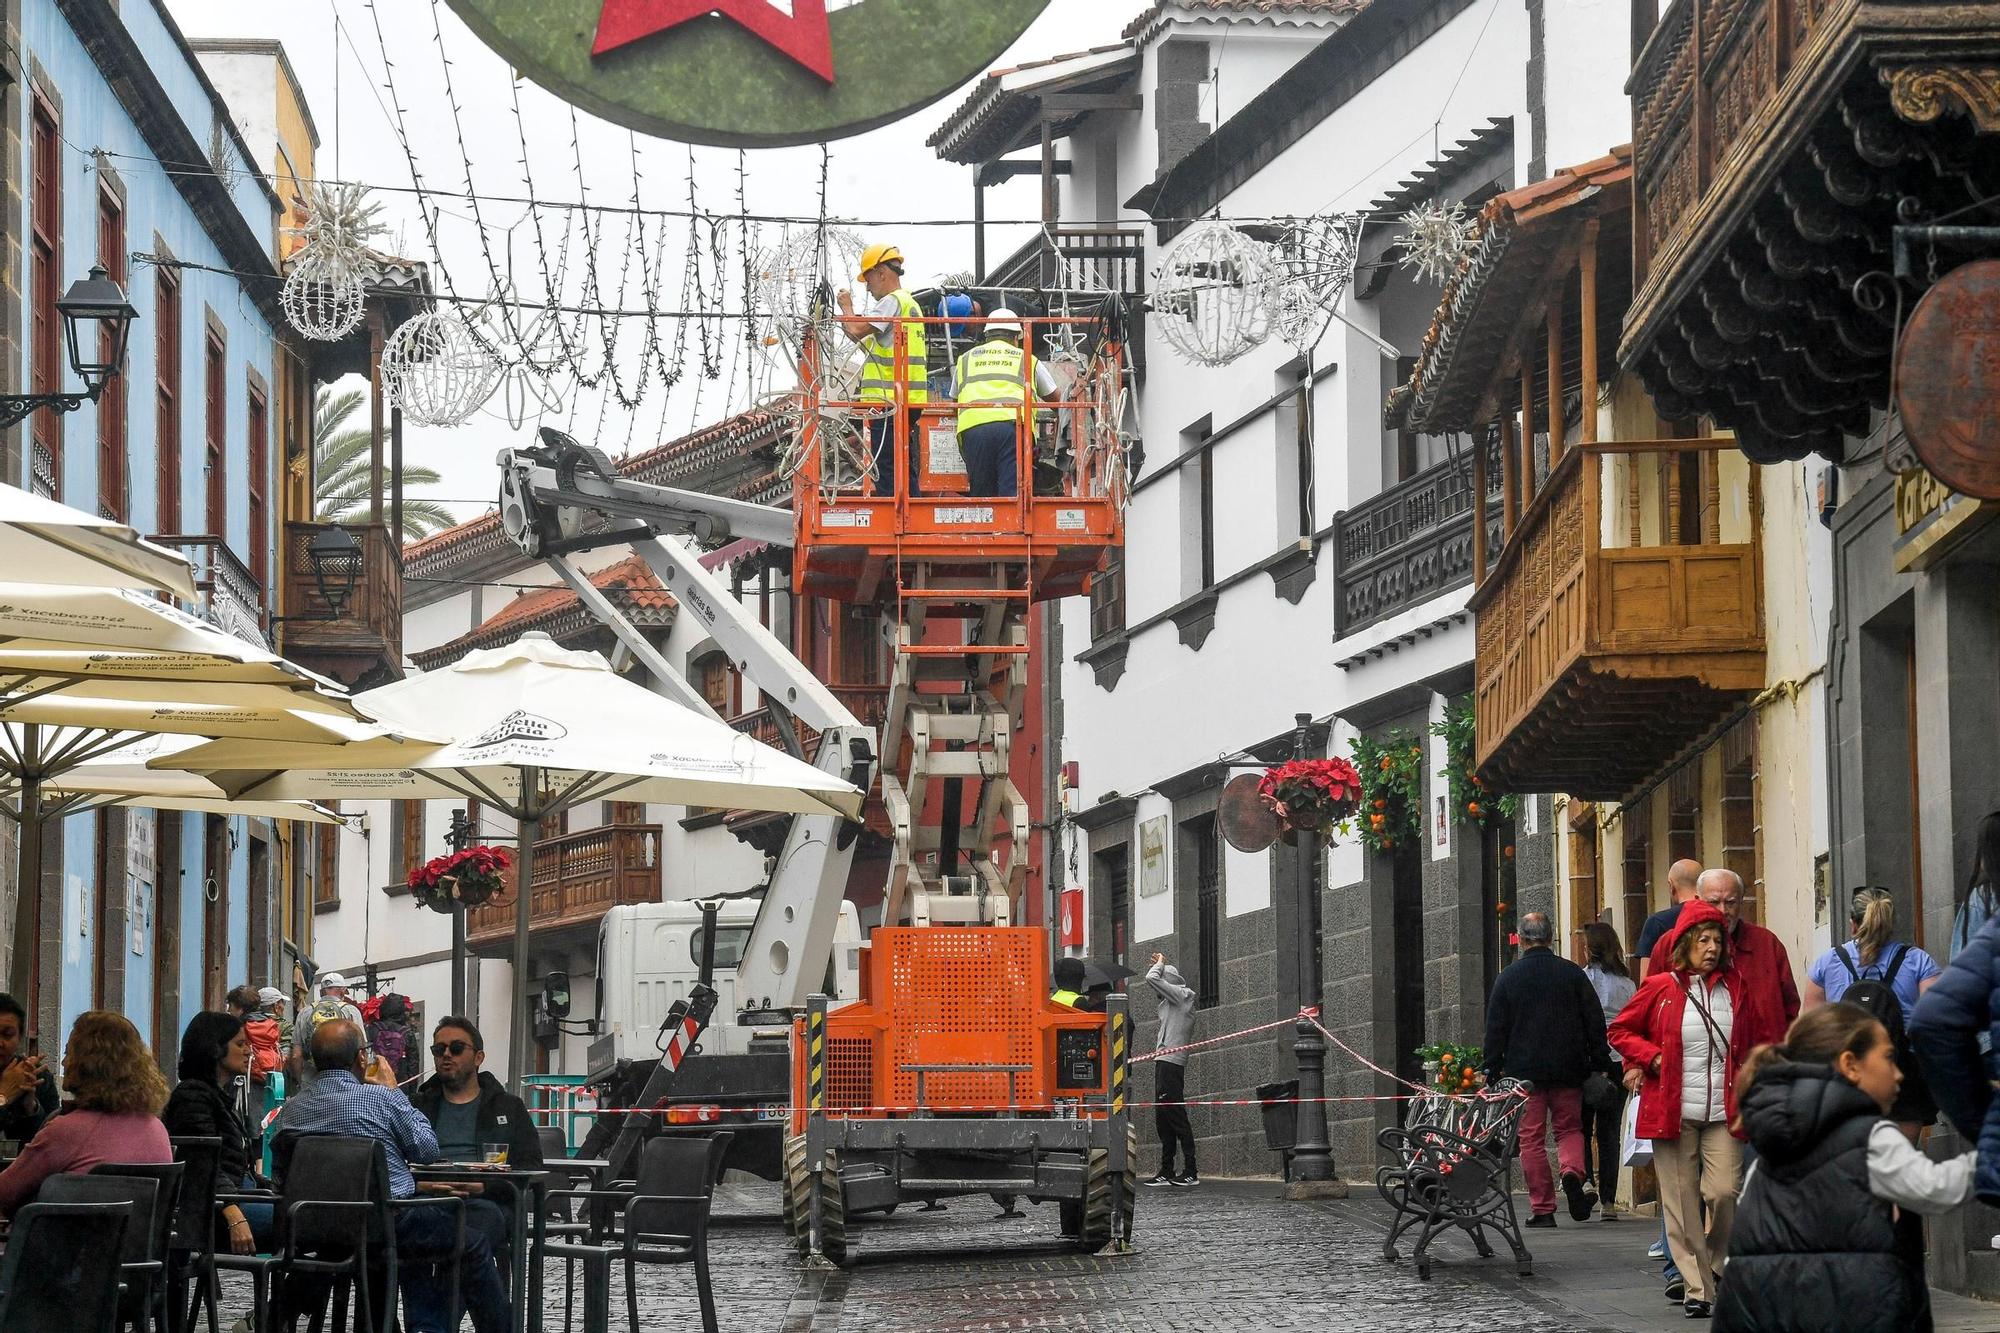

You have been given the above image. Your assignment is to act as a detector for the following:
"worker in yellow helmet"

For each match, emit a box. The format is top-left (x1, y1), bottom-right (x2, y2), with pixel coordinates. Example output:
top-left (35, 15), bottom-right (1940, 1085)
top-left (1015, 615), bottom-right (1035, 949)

top-left (837, 242), bottom-right (928, 496)
top-left (950, 309), bottom-right (1061, 497)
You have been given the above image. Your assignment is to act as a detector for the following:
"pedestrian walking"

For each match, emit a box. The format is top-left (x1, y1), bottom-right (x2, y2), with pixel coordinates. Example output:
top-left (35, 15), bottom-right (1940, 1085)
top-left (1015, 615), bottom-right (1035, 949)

top-left (1575, 921), bottom-right (1637, 1218)
top-left (1910, 910), bottom-right (2000, 1207)
top-left (1483, 912), bottom-right (1612, 1226)
top-left (1804, 887), bottom-right (1940, 1135)
top-left (1646, 869), bottom-right (1799, 1050)
top-left (1611, 903), bottom-right (1750, 1318)
top-left (1143, 951), bottom-right (1199, 1187)
top-left (1637, 859), bottom-right (1704, 979)
top-left (1950, 810), bottom-right (2000, 958)
top-left (1716, 1002), bottom-right (1973, 1333)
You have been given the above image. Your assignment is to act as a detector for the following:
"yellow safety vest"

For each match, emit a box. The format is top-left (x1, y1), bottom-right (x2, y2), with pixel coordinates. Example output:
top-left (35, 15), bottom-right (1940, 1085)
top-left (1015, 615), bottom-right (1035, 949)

top-left (951, 339), bottom-right (1033, 434)
top-left (1051, 988), bottom-right (1082, 1008)
top-left (857, 288), bottom-right (929, 406)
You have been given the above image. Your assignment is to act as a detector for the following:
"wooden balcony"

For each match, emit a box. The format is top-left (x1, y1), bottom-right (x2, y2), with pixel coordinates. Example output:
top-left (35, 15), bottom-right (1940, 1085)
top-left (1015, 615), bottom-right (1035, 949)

top-left (1333, 455), bottom-right (1503, 639)
top-left (466, 824), bottom-right (662, 952)
top-left (1624, 0), bottom-right (2000, 461)
top-left (277, 521), bottom-right (404, 690)
top-left (1469, 439), bottom-right (1765, 799)
top-left (983, 228), bottom-right (1146, 297)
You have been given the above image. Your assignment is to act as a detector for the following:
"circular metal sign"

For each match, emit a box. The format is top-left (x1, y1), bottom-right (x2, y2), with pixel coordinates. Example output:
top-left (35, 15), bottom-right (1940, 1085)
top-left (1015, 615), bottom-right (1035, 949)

top-left (1218, 772), bottom-right (1278, 854)
top-left (1895, 259), bottom-right (2000, 500)
top-left (445, 0), bottom-right (1051, 149)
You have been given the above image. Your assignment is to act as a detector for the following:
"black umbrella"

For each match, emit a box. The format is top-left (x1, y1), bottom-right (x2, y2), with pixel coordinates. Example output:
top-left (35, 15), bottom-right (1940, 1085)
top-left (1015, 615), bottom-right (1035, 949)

top-left (1082, 959), bottom-right (1137, 990)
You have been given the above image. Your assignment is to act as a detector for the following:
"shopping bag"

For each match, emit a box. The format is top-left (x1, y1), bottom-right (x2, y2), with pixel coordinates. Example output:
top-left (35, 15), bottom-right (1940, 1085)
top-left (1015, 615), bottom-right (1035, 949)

top-left (1621, 1092), bottom-right (1652, 1167)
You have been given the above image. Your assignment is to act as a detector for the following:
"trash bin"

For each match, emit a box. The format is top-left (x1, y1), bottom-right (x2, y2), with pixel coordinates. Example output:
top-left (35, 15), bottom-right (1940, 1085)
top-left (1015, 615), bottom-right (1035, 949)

top-left (1257, 1079), bottom-right (1299, 1152)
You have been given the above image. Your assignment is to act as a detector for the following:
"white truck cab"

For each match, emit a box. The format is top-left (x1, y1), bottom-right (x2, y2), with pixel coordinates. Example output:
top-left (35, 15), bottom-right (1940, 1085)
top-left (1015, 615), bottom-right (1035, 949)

top-left (592, 898), bottom-right (863, 1065)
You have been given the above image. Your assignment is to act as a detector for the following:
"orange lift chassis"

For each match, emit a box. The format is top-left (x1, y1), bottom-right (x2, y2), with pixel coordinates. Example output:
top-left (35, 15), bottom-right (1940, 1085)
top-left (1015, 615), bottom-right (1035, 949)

top-left (497, 290), bottom-right (1137, 1263)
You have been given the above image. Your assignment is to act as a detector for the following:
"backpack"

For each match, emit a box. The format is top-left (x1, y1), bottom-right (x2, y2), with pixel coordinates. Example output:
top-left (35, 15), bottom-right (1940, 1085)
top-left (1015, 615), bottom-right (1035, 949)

top-left (243, 1016), bottom-right (283, 1080)
top-left (305, 998), bottom-right (353, 1041)
top-left (1835, 943), bottom-right (1910, 1047)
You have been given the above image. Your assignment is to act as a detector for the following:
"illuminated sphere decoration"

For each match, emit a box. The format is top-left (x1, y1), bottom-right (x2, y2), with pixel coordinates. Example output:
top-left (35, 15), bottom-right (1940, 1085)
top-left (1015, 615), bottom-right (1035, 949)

top-left (1150, 221), bottom-right (1275, 368)
top-left (381, 312), bottom-right (502, 428)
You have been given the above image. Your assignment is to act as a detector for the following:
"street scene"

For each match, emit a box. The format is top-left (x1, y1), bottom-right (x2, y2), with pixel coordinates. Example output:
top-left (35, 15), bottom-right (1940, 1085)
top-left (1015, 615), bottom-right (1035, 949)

top-left (3, 0), bottom-right (2000, 1330)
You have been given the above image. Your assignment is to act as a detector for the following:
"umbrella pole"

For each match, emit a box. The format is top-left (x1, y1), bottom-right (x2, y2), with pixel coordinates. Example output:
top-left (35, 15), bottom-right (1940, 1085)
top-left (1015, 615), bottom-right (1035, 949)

top-left (7, 725), bottom-right (42, 1008)
top-left (509, 765), bottom-right (540, 1097)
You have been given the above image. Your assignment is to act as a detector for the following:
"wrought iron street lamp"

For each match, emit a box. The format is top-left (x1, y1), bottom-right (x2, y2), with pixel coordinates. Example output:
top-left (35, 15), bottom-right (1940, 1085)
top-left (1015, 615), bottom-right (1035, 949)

top-left (305, 525), bottom-right (363, 616)
top-left (0, 267), bottom-right (139, 430)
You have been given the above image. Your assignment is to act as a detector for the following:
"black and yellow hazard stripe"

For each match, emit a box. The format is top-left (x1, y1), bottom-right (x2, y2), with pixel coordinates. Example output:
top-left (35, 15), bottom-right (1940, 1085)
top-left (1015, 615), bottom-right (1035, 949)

top-left (1108, 1010), bottom-right (1128, 1116)
top-left (807, 1006), bottom-right (826, 1113)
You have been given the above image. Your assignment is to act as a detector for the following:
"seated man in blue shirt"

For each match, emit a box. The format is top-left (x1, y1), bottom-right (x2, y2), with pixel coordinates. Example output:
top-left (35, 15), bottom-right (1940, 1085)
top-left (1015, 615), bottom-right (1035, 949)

top-left (274, 1019), bottom-right (510, 1333)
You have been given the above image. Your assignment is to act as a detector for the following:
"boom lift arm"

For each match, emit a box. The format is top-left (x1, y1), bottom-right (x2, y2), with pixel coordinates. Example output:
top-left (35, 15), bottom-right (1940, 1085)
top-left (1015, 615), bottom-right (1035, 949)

top-left (497, 429), bottom-right (876, 1016)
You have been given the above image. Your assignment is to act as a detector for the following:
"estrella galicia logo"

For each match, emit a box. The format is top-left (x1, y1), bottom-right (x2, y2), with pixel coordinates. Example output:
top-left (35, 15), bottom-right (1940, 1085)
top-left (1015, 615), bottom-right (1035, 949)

top-left (462, 710), bottom-right (568, 751)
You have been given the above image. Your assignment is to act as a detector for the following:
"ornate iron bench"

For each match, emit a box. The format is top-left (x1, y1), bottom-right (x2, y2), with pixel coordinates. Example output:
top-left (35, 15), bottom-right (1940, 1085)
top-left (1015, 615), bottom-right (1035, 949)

top-left (1375, 1077), bottom-right (1534, 1281)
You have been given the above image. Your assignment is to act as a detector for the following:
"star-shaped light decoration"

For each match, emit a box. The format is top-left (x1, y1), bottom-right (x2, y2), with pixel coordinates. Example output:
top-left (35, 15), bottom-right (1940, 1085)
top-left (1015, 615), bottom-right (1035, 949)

top-left (593, 0), bottom-right (835, 84)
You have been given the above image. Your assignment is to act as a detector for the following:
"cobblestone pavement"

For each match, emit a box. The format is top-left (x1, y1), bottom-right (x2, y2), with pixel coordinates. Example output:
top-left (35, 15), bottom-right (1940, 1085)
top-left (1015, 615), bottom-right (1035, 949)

top-left (214, 1176), bottom-right (2000, 1332)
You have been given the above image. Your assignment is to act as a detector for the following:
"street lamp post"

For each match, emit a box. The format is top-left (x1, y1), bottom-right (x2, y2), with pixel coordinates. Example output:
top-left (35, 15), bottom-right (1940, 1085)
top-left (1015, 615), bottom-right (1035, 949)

top-left (444, 806), bottom-right (471, 1015)
top-left (1283, 711), bottom-right (1341, 1196)
top-left (1, 266), bottom-right (139, 430)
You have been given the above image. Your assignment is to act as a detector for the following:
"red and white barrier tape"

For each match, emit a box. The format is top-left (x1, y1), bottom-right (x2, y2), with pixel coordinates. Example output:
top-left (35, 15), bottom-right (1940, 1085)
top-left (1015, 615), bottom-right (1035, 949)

top-left (1130, 1006), bottom-right (1321, 1064)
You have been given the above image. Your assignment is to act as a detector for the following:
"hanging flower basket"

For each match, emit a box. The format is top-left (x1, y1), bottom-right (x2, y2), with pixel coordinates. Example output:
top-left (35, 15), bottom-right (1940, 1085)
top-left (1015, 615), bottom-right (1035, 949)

top-left (1257, 757), bottom-right (1363, 841)
top-left (407, 845), bottom-right (514, 915)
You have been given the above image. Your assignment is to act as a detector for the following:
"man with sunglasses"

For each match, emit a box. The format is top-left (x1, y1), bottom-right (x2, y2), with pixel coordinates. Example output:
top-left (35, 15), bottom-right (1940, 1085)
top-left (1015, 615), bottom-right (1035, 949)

top-left (408, 1018), bottom-right (544, 1286)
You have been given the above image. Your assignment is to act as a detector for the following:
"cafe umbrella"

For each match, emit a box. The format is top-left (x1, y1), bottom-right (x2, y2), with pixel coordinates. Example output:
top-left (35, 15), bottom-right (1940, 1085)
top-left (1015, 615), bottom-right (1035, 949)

top-left (0, 582), bottom-right (388, 997)
top-left (157, 632), bottom-right (864, 1091)
top-left (0, 480), bottom-right (196, 599)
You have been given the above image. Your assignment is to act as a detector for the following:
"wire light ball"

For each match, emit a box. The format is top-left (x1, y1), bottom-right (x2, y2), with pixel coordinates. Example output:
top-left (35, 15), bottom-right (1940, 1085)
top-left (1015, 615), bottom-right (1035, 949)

top-left (1267, 213), bottom-right (1364, 349)
top-left (382, 311), bottom-right (502, 427)
top-left (1398, 199), bottom-right (1480, 285)
top-left (1150, 221), bottom-right (1275, 368)
top-left (282, 248), bottom-right (368, 342)
top-left (281, 182), bottom-right (385, 342)
top-left (753, 225), bottom-right (864, 349)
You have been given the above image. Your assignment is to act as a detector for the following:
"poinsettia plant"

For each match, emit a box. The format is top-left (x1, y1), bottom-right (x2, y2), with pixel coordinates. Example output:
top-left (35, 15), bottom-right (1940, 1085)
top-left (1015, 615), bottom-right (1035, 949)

top-left (1258, 757), bottom-right (1363, 839)
top-left (407, 845), bottom-right (513, 914)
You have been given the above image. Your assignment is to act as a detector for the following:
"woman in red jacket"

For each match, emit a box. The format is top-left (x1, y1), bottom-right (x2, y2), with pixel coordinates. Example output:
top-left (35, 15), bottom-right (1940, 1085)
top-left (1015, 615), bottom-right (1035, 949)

top-left (1610, 902), bottom-right (1752, 1319)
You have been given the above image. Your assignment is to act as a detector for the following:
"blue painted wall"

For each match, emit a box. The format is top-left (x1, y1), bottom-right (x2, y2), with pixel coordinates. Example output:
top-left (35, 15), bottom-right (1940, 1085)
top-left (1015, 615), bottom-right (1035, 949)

top-left (22, 0), bottom-right (287, 1048)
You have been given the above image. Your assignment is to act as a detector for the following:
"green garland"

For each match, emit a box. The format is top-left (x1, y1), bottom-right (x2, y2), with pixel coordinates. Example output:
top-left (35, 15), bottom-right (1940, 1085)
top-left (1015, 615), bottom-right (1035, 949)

top-left (1431, 701), bottom-right (1519, 828)
top-left (1349, 729), bottom-right (1423, 852)
top-left (1414, 1041), bottom-right (1485, 1094)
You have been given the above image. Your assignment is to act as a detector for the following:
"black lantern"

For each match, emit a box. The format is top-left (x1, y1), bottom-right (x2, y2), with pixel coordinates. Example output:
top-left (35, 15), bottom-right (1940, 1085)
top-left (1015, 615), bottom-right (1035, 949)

top-left (307, 525), bottom-right (363, 616)
top-left (0, 266), bottom-right (139, 429)
top-left (57, 266), bottom-right (139, 394)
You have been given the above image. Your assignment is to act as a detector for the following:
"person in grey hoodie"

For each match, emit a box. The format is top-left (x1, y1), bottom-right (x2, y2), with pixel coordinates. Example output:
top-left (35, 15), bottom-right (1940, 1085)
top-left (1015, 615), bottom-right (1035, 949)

top-left (1145, 952), bottom-right (1200, 1185)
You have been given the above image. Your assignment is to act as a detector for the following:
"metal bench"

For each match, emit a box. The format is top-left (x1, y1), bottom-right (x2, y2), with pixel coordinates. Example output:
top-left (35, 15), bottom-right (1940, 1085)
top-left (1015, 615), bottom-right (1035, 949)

top-left (1375, 1077), bottom-right (1534, 1280)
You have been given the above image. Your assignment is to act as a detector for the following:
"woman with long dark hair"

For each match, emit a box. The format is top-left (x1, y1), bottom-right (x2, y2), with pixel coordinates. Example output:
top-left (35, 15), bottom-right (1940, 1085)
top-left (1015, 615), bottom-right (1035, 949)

top-left (1575, 920), bottom-right (1636, 1218)
top-left (162, 1010), bottom-right (273, 1251)
top-left (1952, 811), bottom-right (2000, 957)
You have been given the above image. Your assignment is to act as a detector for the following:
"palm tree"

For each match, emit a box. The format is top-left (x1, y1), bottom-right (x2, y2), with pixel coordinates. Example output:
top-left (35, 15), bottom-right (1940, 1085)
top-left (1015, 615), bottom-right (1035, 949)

top-left (313, 384), bottom-right (457, 540)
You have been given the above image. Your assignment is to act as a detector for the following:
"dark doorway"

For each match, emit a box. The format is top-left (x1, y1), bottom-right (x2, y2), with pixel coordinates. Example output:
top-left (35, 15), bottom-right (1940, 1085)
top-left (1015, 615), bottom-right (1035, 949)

top-left (1095, 845), bottom-right (1131, 972)
top-left (1482, 817), bottom-right (1522, 998)
top-left (248, 835), bottom-right (271, 985)
top-left (1391, 839), bottom-right (1426, 1088)
top-left (202, 815), bottom-right (229, 1009)
top-left (154, 814), bottom-right (182, 1072)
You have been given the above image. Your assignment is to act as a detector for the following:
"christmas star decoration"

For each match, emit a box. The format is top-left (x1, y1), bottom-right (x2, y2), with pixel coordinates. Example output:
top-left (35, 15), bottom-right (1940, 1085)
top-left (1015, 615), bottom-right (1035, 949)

top-left (593, 0), bottom-right (835, 84)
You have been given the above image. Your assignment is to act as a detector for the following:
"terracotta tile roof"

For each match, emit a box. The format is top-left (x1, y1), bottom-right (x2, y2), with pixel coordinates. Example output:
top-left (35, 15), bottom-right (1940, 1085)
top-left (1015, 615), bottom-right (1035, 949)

top-left (1386, 146), bottom-right (1633, 434)
top-left (410, 554), bottom-right (675, 671)
top-left (1122, 0), bottom-right (1367, 42)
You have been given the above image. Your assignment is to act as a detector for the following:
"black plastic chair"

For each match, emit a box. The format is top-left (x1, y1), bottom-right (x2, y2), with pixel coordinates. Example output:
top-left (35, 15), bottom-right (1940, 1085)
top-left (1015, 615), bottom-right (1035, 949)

top-left (545, 1132), bottom-right (732, 1333)
top-left (0, 1200), bottom-right (132, 1333)
top-left (167, 1136), bottom-right (227, 1333)
top-left (92, 1161), bottom-right (188, 1333)
top-left (257, 1134), bottom-right (466, 1333)
top-left (41, 1171), bottom-right (167, 1333)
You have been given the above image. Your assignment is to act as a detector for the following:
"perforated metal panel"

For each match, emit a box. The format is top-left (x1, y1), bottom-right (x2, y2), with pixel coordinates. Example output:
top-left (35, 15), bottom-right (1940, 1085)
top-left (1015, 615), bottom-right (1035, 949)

top-left (827, 1037), bottom-right (875, 1111)
top-left (882, 929), bottom-right (1043, 1109)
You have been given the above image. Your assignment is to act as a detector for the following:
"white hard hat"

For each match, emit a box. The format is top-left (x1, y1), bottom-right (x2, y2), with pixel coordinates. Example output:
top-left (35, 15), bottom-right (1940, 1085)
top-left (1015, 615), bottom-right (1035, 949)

top-left (985, 308), bottom-right (1023, 337)
top-left (320, 972), bottom-right (349, 989)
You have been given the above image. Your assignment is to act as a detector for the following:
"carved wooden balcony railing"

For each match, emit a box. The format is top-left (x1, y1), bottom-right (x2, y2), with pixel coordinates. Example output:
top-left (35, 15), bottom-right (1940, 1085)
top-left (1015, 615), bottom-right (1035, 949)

top-left (1333, 453), bottom-right (1504, 639)
top-left (1468, 438), bottom-right (1765, 799)
top-left (1625, 0), bottom-right (2000, 461)
top-left (150, 534), bottom-right (265, 646)
top-left (465, 823), bottom-right (662, 950)
top-left (983, 228), bottom-right (1147, 297)
top-left (277, 521), bottom-right (404, 690)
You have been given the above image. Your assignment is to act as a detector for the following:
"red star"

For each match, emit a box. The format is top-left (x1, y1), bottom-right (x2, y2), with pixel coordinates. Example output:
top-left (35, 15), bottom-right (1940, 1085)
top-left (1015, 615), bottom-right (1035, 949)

top-left (593, 0), bottom-right (835, 84)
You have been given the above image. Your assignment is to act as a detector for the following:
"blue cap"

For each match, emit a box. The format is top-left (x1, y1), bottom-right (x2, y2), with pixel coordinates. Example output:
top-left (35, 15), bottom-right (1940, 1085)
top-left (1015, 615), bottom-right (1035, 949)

top-left (942, 292), bottom-right (975, 338)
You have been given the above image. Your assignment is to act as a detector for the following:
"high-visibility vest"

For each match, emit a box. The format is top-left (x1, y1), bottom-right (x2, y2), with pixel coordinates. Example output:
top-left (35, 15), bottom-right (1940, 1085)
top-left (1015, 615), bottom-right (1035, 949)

top-left (857, 288), bottom-right (929, 406)
top-left (1051, 988), bottom-right (1082, 1008)
top-left (951, 339), bottom-right (1033, 434)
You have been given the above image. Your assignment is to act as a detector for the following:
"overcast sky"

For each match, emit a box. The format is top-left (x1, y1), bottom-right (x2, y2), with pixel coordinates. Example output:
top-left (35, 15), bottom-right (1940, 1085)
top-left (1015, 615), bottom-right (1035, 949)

top-left (163, 0), bottom-right (1135, 528)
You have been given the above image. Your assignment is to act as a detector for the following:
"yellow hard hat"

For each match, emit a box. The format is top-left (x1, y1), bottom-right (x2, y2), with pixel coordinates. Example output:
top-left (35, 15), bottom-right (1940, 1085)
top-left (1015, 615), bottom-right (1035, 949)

top-left (857, 242), bottom-right (904, 279)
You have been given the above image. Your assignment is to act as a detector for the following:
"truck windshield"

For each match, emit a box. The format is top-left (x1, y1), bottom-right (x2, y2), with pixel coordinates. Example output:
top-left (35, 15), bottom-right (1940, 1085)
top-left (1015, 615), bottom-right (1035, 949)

top-left (690, 925), bottom-right (751, 970)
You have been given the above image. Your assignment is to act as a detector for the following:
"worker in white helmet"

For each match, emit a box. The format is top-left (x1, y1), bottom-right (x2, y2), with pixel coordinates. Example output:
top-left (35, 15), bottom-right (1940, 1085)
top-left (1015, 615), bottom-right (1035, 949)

top-left (950, 309), bottom-right (1060, 498)
top-left (837, 242), bottom-right (929, 496)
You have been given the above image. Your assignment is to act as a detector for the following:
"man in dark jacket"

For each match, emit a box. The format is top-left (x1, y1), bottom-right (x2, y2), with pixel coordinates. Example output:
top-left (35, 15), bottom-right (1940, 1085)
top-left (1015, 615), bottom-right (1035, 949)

top-left (1910, 911), bottom-right (2000, 1203)
top-left (408, 1017), bottom-right (544, 1279)
top-left (1485, 912), bottom-right (1614, 1225)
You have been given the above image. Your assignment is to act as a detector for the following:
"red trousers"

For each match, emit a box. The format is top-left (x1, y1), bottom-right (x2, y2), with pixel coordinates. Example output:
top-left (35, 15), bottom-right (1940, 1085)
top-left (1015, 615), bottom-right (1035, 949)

top-left (1517, 1085), bottom-right (1586, 1216)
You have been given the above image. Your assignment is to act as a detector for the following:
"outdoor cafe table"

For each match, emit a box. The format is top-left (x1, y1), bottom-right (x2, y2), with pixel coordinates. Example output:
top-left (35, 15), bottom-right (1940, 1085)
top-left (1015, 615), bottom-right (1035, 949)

top-left (410, 1162), bottom-right (549, 1333)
